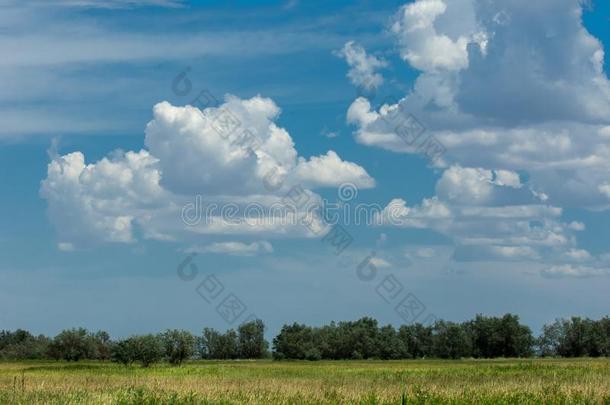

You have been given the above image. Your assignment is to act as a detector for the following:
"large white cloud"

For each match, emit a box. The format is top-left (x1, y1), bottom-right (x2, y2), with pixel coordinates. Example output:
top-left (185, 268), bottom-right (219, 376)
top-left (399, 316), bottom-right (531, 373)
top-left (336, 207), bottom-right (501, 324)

top-left (41, 96), bottom-right (375, 248)
top-left (40, 149), bottom-right (169, 245)
top-left (294, 151), bottom-right (375, 188)
top-left (348, 0), bottom-right (610, 209)
top-left (146, 97), bottom-right (374, 195)
top-left (435, 165), bottom-right (523, 205)
top-left (375, 164), bottom-right (588, 264)
top-left (342, 0), bottom-right (610, 274)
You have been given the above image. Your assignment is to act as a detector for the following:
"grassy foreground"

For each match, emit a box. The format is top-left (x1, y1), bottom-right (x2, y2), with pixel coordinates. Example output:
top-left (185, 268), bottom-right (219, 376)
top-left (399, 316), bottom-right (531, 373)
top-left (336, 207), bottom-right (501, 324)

top-left (0, 359), bottom-right (609, 404)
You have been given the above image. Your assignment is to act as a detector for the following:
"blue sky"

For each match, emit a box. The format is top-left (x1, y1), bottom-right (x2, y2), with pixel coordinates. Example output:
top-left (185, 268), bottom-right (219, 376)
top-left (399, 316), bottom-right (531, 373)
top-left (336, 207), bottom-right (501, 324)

top-left (1, 0), bottom-right (610, 339)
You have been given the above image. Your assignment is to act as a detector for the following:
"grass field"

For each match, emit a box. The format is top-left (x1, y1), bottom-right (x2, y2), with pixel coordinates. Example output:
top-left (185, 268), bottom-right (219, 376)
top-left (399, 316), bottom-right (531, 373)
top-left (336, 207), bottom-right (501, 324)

top-left (1, 358), bottom-right (609, 404)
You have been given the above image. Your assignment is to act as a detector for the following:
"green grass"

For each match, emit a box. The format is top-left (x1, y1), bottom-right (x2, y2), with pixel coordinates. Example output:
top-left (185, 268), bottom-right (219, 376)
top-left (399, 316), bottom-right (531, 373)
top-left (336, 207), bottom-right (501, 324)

top-left (1, 358), bottom-right (609, 404)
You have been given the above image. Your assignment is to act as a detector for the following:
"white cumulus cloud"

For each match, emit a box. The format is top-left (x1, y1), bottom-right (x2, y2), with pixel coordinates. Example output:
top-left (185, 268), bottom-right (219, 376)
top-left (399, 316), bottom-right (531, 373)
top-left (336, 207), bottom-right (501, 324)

top-left (348, 0), bottom-right (610, 209)
top-left (337, 41), bottom-right (387, 92)
top-left (391, 0), bottom-right (478, 72)
top-left (41, 96), bottom-right (374, 248)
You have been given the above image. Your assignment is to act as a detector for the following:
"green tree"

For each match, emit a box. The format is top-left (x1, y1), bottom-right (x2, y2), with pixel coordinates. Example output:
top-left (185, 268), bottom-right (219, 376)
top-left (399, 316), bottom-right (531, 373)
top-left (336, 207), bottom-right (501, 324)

top-left (272, 323), bottom-right (317, 360)
top-left (595, 317), bottom-right (610, 356)
top-left (237, 320), bottom-right (268, 359)
top-left (499, 314), bottom-right (534, 357)
top-left (331, 318), bottom-right (380, 359)
top-left (200, 328), bottom-right (238, 359)
top-left (398, 324), bottom-right (433, 358)
top-left (49, 328), bottom-right (96, 361)
top-left (131, 334), bottom-right (164, 367)
top-left (111, 338), bottom-right (137, 366)
top-left (377, 325), bottom-right (402, 360)
top-left (536, 320), bottom-right (562, 357)
top-left (546, 317), bottom-right (588, 357)
top-left (217, 330), bottom-right (239, 359)
top-left (161, 329), bottom-right (196, 365)
top-left (317, 323), bottom-right (339, 359)
top-left (199, 328), bottom-right (220, 359)
top-left (432, 321), bottom-right (472, 359)
top-left (467, 315), bottom-right (500, 358)
top-left (92, 330), bottom-right (112, 360)
top-left (0, 330), bottom-right (50, 360)
top-left (466, 314), bottom-right (533, 358)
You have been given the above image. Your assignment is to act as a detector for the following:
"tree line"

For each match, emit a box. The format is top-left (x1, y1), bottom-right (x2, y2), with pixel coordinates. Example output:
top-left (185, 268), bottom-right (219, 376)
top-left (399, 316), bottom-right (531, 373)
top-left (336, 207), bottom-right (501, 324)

top-left (272, 315), bottom-right (534, 360)
top-left (1, 315), bottom-right (610, 366)
top-left (0, 319), bottom-right (267, 367)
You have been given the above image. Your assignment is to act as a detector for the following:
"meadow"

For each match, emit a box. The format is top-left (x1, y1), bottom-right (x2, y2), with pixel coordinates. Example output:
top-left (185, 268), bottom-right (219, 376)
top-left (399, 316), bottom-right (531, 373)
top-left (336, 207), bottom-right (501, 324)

top-left (0, 358), bottom-right (609, 404)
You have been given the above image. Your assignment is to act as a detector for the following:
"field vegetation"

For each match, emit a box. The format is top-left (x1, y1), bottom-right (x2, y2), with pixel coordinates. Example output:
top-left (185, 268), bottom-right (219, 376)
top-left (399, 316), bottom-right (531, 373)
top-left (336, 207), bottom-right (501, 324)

top-left (2, 315), bottom-right (610, 403)
top-left (1, 358), bottom-right (610, 404)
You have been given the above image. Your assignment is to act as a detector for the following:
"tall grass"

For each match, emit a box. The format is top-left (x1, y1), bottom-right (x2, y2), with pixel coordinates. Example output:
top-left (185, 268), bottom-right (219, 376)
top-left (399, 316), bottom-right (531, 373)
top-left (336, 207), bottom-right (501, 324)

top-left (0, 359), bottom-right (609, 404)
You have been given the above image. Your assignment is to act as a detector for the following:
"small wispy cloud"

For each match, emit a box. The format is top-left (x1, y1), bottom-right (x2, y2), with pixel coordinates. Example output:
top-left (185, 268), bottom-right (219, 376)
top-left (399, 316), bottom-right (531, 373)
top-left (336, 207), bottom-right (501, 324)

top-left (336, 41), bottom-right (387, 92)
top-left (57, 242), bottom-right (75, 252)
top-left (414, 247), bottom-right (436, 258)
top-left (370, 257), bottom-right (391, 268)
top-left (541, 264), bottom-right (610, 279)
top-left (184, 241), bottom-right (273, 256)
top-left (321, 127), bottom-right (339, 139)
